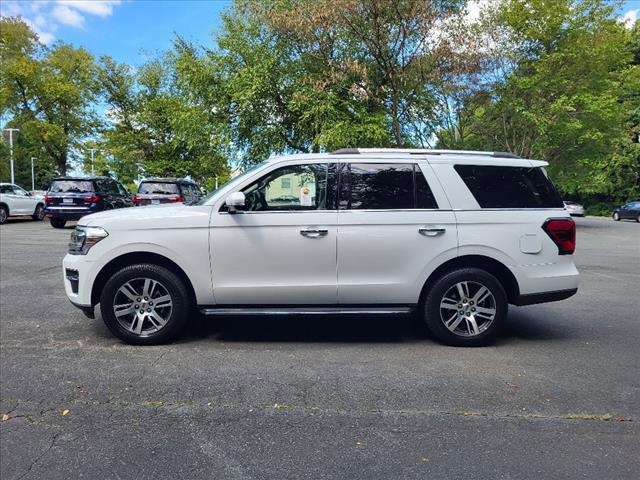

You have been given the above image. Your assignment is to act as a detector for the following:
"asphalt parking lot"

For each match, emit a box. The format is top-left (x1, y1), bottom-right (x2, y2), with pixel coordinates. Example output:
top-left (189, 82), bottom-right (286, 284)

top-left (1, 216), bottom-right (639, 479)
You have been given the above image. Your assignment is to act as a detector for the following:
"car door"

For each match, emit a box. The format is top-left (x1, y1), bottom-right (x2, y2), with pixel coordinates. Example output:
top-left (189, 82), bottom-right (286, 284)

top-left (210, 161), bottom-right (338, 305)
top-left (8, 185), bottom-right (33, 214)
top-left (336, 162), bottom-right (457, 305)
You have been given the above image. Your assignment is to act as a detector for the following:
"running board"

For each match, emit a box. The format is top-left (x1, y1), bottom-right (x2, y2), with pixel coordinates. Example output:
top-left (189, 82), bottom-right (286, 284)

top-left (199, 306), bottom-right (415, 316)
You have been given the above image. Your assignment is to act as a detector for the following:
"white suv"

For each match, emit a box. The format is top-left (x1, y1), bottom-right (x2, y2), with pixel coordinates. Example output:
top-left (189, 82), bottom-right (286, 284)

top-left (62, 149), bottom-right (579, 346)
top-left (0, 183), bottom-right (46, 224)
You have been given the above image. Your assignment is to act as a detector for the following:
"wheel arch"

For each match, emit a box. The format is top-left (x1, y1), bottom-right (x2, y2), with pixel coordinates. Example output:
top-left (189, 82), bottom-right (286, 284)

top-left (91, 251), bottom-right (197, 307)
top-left (0, 202), bottom-right (9, 214)
top-left (419, 255), bottom-right (520, 305)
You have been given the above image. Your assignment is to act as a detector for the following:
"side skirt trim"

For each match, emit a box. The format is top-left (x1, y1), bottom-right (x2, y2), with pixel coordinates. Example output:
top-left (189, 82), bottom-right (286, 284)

top-left (199, 305), bottom-right (415, 316)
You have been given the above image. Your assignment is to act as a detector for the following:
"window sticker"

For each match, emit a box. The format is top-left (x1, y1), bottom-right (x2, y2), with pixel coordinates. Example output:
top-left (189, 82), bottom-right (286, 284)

top-left (300, 186), bottom-right (312, 206)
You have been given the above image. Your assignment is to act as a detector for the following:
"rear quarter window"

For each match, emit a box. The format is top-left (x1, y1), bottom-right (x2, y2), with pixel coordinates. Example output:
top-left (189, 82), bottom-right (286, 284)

top-left (454, 165), bottom-right (563, 209)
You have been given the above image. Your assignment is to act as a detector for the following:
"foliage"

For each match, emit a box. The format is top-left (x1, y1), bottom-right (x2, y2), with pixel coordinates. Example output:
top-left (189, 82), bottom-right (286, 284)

top-left (1, 2), bottom-right (638, 201)
top-left (1, 17), bottom-right (101, 177)
top-left (97, 47), bottom-right (230, 189)
top-left (445, 0), bottom-right (639, 199)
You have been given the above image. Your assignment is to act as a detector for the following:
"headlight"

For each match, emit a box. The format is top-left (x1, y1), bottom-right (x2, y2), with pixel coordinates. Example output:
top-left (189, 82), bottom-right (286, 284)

top-left (69, 226), bottom-right (108, 255)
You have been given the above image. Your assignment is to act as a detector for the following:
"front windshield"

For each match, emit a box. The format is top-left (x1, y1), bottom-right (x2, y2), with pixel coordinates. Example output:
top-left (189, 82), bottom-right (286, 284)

top-left (196, 161), bottom-right (267, 205)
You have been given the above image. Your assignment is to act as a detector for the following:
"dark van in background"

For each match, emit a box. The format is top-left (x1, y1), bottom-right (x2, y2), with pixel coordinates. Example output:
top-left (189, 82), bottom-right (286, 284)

top-left (133, 178), bottom-right (203, 206)
top-left (44, 177), bottom-right (133, 228)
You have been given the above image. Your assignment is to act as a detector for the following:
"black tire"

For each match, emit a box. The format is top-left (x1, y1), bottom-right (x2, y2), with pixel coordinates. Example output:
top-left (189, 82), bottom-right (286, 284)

top-left (613, 212), bottom-right (620, 221)
top-left (0, 206), bottom-right (7, 225)
top-left (32, 204), bottom-right (45, 221)
top-left (100, 263), bottom-right (191, 345)
top-left (636, 214), bottom-right (640, 223)
top-left (50, 218), bottom-right (66, 228)
top-left (423, 268), bottom-right (507, 347)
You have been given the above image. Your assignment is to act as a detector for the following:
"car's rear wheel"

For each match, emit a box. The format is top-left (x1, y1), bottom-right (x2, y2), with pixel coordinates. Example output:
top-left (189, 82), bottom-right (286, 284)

top-left (613, 212), bottom-right (620, 221)
top-left (100, 263), bottom-right (190, 345)
top-left (50, 218), bottom-right (66, 228)
top-left (32, 204), bottom-right (45, 221)
top-left (0, 206), bottom-right (7, 225)
top-left (423, 268), bottom-right (507, 347)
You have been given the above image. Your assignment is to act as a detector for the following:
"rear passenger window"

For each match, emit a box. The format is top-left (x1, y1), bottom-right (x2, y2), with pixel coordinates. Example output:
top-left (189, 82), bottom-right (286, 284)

top-left (342, 163), bottom-right (438, 210)
top-left (454, 165), bottom-right (563, 208)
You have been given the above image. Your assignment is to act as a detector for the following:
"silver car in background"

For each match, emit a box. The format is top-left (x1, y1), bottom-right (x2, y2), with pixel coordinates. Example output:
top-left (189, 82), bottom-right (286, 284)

top-left (563, 201), bottom-right (585, 217)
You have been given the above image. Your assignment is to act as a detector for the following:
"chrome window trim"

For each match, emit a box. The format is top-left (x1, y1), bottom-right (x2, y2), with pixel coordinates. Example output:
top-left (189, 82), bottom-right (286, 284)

top-left (218, 209), bottom-right (339, 215)
top-left (218, 207), bottom-right (565, 215)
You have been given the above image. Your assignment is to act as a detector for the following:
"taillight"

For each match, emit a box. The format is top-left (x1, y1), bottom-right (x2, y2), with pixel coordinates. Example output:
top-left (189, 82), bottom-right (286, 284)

top-left (83, 194), bottom-right (101, 203)
top-left (132, 196), bottom-right (142, 205)
top-left (44, 195), bottom-right (54, 202)
top-left (542, 218), bottom-right (576, 255)
top-left (168, 197), bottom-right (184, 203)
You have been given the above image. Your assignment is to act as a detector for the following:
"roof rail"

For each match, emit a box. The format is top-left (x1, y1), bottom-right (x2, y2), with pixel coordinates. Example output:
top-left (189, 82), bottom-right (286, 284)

top-left (329, 148), bottom-right (521, 159)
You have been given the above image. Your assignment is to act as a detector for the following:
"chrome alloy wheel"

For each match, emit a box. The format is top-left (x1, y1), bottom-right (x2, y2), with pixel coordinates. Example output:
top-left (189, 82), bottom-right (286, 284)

top-left (439, 281), bottom-right (497, 337)
top-left (0, 208), bottom-right (7, 224)
top-left (113, 277), bottom-right (173, 336)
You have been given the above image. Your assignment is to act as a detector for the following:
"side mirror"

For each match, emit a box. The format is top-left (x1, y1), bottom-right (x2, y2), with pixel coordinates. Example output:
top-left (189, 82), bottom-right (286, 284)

top-left (225, 191), bottom-right (245, 214)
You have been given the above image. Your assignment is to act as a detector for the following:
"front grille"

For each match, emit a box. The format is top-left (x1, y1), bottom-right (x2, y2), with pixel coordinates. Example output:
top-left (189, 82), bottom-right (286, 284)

top-left (65, 268), bottom-right (79, 294)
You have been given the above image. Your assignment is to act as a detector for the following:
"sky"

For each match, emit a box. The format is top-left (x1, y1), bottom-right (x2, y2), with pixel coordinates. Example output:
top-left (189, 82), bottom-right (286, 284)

top-left (1, 0), bottom-right (638, 67)
top-left (0, 0), bottom-right (231, 65)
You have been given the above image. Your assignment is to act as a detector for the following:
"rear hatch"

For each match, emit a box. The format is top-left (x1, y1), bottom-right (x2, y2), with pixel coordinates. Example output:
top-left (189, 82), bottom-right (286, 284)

top-left (134, 182), bottom-right (183, 206)
top-left (46, 180), bottom-right (98, 208)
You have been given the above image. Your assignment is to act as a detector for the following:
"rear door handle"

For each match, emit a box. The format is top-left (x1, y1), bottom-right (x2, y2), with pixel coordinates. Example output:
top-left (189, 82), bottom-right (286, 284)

top-left (419, 227), bottom-right (446, 237)
top-left (300, 228), bottom-right (329, 238)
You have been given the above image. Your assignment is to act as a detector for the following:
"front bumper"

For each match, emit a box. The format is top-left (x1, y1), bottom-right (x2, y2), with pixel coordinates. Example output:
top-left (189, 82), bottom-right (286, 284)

top-left (63, 253), bottom-right (97, 307)
top-left (69, 300), bottom-right (95, 319)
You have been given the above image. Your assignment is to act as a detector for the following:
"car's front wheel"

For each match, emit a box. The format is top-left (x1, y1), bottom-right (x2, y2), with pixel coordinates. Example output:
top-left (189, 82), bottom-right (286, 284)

top-left (423, 268), bottom-right (507, 347)
top-left (613, 212), bottom-right (620, 221)
top-left (32, 204), bottom-right (45, 221)
top-left (100, 263), bottom-right (190, 345)
top-left (0, 206), bottom-right (7, 225)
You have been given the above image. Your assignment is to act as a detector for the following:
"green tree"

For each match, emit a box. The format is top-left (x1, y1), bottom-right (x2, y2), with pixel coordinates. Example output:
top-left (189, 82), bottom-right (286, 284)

top-left (98, 49), bottom-right (229, 189)
top-left (448, 0), bottom-right (638, 198)
top-left (1, 17), bottom-right (101, 176)
top-left (198, 0), bottom-right (481, 165)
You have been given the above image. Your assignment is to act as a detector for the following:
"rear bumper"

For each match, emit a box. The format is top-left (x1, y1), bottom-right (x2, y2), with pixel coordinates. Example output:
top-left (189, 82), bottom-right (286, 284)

top-left (513, 288), bottom-right (578, 306)
top-left (45, 206), bottom-right (95, 220)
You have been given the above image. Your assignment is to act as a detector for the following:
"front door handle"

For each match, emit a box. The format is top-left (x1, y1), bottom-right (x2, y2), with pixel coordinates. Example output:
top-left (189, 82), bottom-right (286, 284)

top-left (419, 227), bottom-right (446, 237)
top-left (300, 228), bottom-right (329, 238)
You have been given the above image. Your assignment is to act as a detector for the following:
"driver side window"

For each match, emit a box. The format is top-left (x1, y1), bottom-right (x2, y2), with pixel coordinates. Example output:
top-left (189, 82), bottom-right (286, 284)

top-left (12, 186), bottom-right (29, 196)
top-left (241, 164), bottom-right (328, 211)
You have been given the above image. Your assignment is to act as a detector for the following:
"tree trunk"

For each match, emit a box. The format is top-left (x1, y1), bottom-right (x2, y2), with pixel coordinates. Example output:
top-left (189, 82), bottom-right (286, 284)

top-left (57, 150), bottom-right (67, 176)
top-left (391, 112), bottom-right (403, 147)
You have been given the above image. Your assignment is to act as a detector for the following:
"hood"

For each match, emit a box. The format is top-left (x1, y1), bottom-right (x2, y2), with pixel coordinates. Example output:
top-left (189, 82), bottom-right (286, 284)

top-left (79, 204), bottom-right (212, 230)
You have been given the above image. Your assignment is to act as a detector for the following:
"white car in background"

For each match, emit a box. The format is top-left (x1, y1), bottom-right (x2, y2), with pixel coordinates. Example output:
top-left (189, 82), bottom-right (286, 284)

top-left (563, 201), bottom-right (585, 217)
top-left (63, 148), bottom-right (579, 347)
top-left (0, 183), bottom-right (46, 224)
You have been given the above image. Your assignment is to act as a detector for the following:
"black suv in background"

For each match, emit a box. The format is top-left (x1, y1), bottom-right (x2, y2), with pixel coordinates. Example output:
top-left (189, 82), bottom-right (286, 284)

top-left (44, 177), bottom-right (133, 228)
top-left (133, 178), bottom-right (203, 206)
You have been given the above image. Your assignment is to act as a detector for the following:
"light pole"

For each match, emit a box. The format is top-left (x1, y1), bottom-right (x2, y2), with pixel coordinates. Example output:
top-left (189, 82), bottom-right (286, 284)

top-left (3, 128), bottom-right (20, 184)
top-left (31, 157), bottom-right (37, 191)
top-left (89, 148), bottom-right (99, 176)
